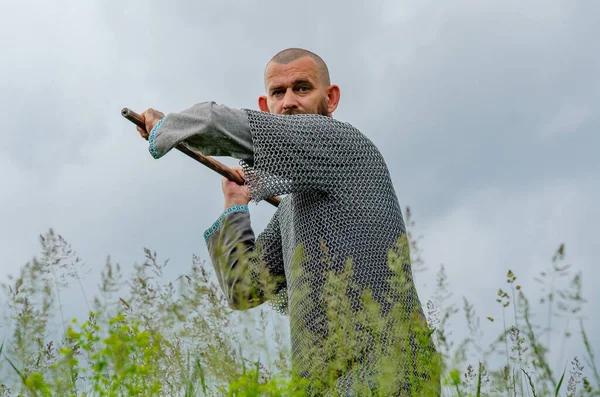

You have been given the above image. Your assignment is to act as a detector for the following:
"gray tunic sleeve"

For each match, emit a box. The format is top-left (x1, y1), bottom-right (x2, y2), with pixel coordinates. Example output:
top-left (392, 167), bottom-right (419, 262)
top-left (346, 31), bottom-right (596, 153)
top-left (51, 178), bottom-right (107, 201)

top-left (204, 205), bottom-right (286, 311)
top-left (148, 101), bottom-right (254, 163)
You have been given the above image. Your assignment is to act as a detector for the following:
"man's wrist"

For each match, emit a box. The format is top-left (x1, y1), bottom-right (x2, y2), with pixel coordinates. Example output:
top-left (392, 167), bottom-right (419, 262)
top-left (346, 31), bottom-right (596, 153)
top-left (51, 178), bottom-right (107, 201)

top-left (224, 196), bottom-right (249, 210)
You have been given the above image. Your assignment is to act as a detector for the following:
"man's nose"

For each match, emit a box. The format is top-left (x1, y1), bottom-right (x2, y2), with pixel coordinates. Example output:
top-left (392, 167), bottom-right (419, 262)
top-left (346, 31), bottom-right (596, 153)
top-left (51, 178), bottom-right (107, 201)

top-left (282, 90), bottom-right (299, 110)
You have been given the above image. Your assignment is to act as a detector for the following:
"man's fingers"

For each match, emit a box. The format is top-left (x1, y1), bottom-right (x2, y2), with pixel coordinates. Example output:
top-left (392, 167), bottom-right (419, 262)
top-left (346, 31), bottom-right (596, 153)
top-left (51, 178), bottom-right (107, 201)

top-left (232, 166), bottom-right (246, 178)
top-left (135, 108), bottom-right (165, 141)
top-left (142, 109), bottom-right (154, 133)
top-left (140, 108), bottom-right (165, 135)
top-left (136, 125), bottom-right (149, 140)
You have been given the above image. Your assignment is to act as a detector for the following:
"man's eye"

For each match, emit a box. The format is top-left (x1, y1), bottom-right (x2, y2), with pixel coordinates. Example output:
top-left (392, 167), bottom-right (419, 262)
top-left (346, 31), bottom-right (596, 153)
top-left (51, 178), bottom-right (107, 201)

top-left (297, 86), bottom-right (309, 92)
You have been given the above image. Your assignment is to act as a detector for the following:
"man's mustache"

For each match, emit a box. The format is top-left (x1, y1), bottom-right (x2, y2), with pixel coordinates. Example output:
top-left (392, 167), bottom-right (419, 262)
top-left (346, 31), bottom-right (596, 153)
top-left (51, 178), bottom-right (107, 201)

top-left (281, 109), bottom-right (306, 115)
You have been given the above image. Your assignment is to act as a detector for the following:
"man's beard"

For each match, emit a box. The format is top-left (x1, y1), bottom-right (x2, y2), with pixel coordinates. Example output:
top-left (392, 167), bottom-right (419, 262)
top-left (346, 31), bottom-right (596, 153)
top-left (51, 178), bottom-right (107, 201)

top-left (282, 96), bottom-right (329, 116)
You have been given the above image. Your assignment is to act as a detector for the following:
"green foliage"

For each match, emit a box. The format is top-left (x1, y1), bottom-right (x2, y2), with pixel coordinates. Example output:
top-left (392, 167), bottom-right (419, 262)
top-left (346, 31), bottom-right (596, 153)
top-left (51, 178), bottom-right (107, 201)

top-left (0, 210), bottom-right (597, 396)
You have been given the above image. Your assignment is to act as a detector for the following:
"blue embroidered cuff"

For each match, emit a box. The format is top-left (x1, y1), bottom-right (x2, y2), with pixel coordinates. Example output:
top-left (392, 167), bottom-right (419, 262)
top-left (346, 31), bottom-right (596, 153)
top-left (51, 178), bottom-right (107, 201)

top-left (204, 205), bottom-right (249, 240)
top-left (148, 117), bottom-right (165, 159)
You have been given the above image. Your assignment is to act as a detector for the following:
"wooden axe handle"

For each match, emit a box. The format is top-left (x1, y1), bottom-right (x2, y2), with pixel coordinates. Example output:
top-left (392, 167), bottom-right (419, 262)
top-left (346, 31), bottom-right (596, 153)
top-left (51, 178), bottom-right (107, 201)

top-left (121, 108), bottom-right (281, 207)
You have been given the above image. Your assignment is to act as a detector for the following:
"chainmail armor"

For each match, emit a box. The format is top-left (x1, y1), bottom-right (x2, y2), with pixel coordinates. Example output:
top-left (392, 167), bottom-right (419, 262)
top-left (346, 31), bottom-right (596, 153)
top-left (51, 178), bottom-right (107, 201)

top-left (238, 110), bottom-right (434, 395)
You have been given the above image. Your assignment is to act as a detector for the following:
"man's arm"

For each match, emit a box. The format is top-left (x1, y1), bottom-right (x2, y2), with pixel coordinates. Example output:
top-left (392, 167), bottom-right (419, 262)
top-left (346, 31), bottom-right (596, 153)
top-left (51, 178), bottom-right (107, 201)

top-left (204, 205), bottom-right (286, 311)
top-left (138, 102), bottom-right (377, 203)
top-left (139, 102), bottom-right (255, 163)
top-left (241, 109), bottom-right (380, 202)
top-left (135, 105), bottom-right (290, 310)
top-left (202, 166), bottom-right (286, 311)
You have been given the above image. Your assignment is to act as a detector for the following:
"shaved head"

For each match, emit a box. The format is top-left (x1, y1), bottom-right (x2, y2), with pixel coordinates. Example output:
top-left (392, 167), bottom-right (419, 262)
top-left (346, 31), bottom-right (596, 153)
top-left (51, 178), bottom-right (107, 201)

top-left (259, 48), bottom-right (340, 117)
top-left (265, 48), bottom-right (331, 87)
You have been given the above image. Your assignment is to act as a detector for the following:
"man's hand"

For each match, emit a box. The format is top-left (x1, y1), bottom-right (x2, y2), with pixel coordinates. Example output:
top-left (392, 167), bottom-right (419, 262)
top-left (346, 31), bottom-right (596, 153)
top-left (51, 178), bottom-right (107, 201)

top-left (223, 167), bottom-right (250, 210)
top-left (136, 108), bottom-right (165, 140)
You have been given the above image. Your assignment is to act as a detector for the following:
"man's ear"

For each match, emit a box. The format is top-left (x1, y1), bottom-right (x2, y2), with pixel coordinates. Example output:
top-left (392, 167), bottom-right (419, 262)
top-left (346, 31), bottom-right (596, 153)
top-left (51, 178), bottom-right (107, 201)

top-left (258, 96), bottom-right (269, 112)
top-left (326, 85), bottom-right (341, 115)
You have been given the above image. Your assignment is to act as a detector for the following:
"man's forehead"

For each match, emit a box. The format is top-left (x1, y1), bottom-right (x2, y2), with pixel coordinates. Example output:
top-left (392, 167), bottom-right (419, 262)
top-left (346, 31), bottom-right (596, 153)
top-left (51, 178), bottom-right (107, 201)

top-left (265, 57), bottom-right (321, 86)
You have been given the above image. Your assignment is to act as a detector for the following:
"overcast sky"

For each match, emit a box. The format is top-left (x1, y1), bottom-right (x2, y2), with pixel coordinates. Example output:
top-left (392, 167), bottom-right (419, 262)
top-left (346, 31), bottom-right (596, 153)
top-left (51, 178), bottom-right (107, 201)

top-left (1, 0), bottom-right (598, 385)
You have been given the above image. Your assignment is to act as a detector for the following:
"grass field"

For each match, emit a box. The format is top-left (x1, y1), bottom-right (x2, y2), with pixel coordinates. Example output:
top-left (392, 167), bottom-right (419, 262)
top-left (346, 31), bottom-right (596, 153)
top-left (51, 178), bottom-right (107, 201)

top-left (1, 209), bottom-right (597, 396)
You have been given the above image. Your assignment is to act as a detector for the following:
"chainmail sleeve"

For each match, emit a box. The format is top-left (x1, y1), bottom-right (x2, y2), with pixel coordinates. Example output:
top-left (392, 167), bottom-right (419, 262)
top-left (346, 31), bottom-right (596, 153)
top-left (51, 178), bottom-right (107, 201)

top-left (240, 109), bottom-right (372, 201)
top-left (250, 210), bottom-right (289, 314)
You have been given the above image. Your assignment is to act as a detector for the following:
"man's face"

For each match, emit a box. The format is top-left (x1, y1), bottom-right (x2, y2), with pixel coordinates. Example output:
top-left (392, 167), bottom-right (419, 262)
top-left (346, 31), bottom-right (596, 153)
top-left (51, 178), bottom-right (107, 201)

top-left (259, 56), bottom-right (338, 116)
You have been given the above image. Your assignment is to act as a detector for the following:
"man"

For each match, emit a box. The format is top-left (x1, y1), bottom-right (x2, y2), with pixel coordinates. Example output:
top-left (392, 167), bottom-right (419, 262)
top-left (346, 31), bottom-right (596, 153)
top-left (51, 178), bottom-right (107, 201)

top-left (137, 48), bottom-right (439, 395)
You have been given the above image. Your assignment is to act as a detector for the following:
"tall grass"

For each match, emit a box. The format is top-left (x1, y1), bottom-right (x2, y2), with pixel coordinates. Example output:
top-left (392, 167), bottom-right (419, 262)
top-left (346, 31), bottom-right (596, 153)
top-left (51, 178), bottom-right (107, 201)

top-left (0, 208), bottom-right (597, 396)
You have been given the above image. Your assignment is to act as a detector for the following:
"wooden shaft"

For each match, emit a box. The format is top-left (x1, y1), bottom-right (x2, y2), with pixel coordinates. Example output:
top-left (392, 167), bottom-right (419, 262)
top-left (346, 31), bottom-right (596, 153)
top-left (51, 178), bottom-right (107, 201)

top-left (121, 108), bottom-right (281, 207)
